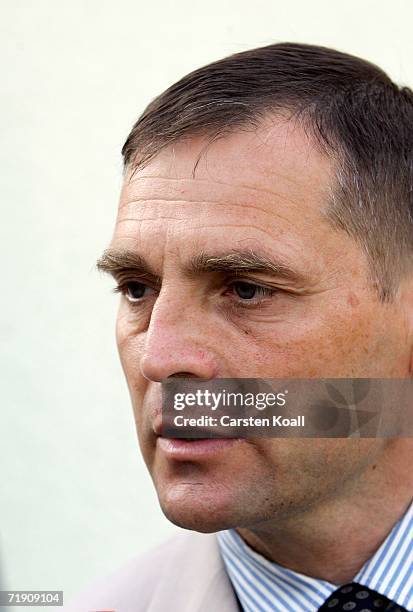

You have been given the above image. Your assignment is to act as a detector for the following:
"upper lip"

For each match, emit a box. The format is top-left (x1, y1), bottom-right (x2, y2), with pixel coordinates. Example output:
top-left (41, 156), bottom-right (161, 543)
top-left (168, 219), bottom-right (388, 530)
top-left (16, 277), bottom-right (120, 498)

top-left (152, 413), bottom-right (235, 440)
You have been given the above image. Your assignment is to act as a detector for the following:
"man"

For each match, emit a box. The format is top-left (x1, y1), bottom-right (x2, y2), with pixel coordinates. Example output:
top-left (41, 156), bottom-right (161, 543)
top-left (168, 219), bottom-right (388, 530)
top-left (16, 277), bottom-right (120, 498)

top-left (67, 43), bottom-right (413, 611)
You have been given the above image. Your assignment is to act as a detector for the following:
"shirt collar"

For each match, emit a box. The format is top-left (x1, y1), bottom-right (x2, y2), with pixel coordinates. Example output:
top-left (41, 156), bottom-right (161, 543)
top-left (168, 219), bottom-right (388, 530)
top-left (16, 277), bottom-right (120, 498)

top-left (217, 500), bottom-right (413, 611)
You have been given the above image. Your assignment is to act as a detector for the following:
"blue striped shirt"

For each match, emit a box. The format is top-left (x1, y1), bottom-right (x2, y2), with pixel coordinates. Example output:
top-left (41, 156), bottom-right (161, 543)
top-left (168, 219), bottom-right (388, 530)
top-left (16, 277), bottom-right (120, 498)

top-left (217, 500), bottom-right (413, 611)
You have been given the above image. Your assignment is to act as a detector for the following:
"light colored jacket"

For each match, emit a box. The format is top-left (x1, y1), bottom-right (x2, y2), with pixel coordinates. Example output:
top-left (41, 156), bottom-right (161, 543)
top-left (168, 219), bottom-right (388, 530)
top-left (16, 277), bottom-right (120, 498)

top-left (63, 531), bottom-right (240, 612)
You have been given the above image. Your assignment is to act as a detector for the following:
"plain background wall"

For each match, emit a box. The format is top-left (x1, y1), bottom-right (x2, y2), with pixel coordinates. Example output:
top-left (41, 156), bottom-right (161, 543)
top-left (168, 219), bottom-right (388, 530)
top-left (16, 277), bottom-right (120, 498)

top-left (2, 0), bottom-right (413, 604)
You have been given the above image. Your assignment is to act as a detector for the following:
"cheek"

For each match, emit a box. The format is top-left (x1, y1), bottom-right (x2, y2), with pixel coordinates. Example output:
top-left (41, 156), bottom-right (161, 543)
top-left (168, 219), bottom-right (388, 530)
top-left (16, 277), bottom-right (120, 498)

top-left (243, 305), bottom-right (385, 378)
top-left (263, 438), bottom-right (382, 489)
top-left (116, 313), bottom-right (148, 406)
top-left (116, 331), bottom-right (150, 455)
top-left (116, 302), bottom-right (143, 361)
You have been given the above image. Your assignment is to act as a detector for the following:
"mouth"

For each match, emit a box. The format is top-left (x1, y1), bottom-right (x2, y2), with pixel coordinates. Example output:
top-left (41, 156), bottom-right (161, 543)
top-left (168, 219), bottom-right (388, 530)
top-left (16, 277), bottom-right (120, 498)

top-left (152, 414), bottom-right (241, 461)
top-left (152, 412), bottom-right (242, 459)
top-left (156, 436), bottom-right (241, 460)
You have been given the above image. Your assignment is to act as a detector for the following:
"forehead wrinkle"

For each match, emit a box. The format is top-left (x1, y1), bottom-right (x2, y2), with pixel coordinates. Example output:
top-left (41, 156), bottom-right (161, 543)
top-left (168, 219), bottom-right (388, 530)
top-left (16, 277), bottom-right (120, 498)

top-left (125, 174), bottom-right (316, 195)
top-left (119, 178), bottom-right (326, 216)
top-left (117, 198), bottom-right (315, 229)
top-left (173, 223), bottom-right (303, 243)
top-left (119, 195), bottom-right (303, 210)
top-left (114, 224), bottom-right (309, 262)
top-left (179, 223), bottom-right (317, 273)
top-left (116, 216), bottom-right (184, 224)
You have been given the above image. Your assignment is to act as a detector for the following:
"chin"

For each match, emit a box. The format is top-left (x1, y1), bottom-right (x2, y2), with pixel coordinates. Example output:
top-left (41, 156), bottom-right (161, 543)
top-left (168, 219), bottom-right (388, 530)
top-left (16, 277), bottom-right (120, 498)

top-left (156, 481), bottom-right (246, 533)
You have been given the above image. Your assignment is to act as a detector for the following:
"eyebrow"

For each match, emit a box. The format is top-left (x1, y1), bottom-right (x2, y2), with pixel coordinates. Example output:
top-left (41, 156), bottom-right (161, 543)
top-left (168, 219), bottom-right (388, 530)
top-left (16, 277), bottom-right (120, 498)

top-left (96, 248), bottom-right (307, 285)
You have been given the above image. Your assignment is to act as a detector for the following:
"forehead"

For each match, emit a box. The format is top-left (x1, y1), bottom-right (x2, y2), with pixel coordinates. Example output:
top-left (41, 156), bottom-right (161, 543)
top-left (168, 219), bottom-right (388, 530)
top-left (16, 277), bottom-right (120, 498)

top-left (113, 120), bottom-right (341, 277)
top-left (119, 119), bottom-right (334, 215)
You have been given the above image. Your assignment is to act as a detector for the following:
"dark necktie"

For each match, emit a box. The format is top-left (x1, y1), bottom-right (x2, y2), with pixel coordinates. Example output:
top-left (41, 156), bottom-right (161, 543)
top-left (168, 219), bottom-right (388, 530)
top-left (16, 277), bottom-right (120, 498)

top-left (318, 582), bottom-right (408, 611)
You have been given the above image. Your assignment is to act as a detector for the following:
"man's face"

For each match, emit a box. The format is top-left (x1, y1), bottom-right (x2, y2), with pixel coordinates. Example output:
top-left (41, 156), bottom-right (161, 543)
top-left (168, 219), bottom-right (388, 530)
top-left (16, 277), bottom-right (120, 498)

top-left (109, 119), bottom-right (412, 531)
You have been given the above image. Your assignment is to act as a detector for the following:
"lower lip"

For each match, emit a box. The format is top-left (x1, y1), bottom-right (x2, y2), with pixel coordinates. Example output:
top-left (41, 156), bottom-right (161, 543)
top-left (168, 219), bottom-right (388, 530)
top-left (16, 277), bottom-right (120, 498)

top-left (157, 437), bottom-right (241, 459)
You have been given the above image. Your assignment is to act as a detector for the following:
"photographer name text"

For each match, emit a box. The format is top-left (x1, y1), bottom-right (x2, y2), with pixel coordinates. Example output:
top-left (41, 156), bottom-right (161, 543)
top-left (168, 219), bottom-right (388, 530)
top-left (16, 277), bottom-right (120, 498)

top-left (173, 415), bottom-right (305, 427)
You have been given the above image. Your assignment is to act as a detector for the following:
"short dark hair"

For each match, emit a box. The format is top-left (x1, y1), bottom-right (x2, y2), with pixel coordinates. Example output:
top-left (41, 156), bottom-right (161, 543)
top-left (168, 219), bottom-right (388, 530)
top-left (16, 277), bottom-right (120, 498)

top-left (122, 42), bottom-right (413, 301)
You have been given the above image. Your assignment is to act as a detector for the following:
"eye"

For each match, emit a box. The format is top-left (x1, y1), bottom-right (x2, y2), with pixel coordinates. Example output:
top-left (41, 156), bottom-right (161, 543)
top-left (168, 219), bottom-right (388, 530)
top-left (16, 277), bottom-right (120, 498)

top-left (228, 281), bottom-right (275, 303)
top-left (120, 281), bottom-right (157, 302)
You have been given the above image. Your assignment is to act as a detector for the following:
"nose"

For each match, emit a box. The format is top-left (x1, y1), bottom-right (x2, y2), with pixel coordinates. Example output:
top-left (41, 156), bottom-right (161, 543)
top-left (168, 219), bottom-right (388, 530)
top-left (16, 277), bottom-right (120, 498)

top-left (139, 289), bottom-right (219, 382)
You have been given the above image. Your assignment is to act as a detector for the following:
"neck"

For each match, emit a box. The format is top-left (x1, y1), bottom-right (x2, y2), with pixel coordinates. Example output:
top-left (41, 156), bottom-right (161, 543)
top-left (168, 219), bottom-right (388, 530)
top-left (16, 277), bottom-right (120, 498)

top-left (237, 439), bottom-right (413, 584)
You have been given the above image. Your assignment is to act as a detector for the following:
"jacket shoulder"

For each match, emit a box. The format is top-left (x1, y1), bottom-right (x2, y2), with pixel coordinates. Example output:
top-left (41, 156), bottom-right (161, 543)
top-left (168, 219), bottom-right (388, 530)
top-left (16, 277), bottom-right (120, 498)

top-left (62, 530), bottom-right (218, 612)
